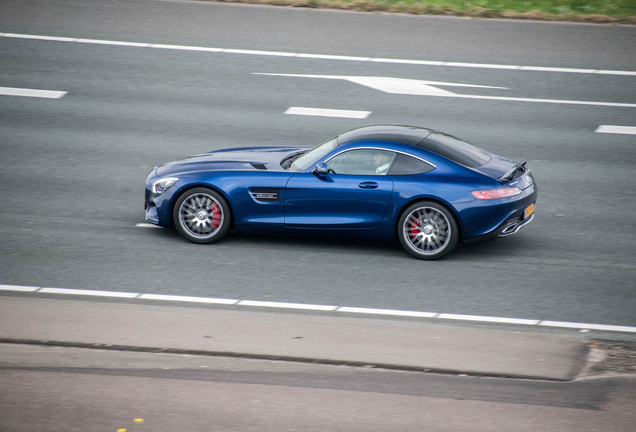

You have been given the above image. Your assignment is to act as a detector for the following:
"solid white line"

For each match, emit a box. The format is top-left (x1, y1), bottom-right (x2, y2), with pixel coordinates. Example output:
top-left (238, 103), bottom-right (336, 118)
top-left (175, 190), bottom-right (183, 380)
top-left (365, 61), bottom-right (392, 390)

top-left (0, 86), bottom-right (67, 99)
top-left (39, 287), bottom-right (139, 298)
top-left (437, 313), bottom-right (540, 325)
top-left (0, 284), bottom-right (40, 292)
top-left (238, 300), bottom-right (338, 311)
top-left (539, 321), bottom-right (636, 333)
top-left (337, 306), bottom-right (437, 318)
top-left (138, 293), bottom-right (239, 304)
top-left (150, 43), bottom-right (223, 52)
top-left (135, 223), bottom-right (163, 229)
top-left (2, 32), bottom-right (635, 77)
top-left (595, 125), bottom-right (636, 135)
top-left (74, 38), bottom-right (150, 47)
top-left (285, 107), bottom-right (371, 119)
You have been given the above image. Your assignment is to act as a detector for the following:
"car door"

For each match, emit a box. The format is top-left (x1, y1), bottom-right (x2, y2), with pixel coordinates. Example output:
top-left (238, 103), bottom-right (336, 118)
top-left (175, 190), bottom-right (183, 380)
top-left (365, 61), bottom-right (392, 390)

top-left (284, 149), bottom-right (395, 229)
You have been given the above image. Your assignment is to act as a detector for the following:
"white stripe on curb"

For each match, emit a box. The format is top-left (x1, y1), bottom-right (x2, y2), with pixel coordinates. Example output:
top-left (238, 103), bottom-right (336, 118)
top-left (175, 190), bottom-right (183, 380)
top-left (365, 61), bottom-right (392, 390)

top-left (337, 306), bottom-right (437, 318)
top-left (0, 284), bottom-right (40, 292)
top-left (437, 313), bottom-right (540, 325)
top-left (138, 293), bottom-right (238, 304)
top-left (38, 288), bottom-right (140, 298)
top-left (135, 223), bottom-right (163, 228)
top-left (237, 300), bottom-right (338, 311)
top-left (3, 284), bottom-right (636, 333)
top-left (2, 32), bottom-right (635, 77)
top-left (539, 321), bottom-right (636, 333)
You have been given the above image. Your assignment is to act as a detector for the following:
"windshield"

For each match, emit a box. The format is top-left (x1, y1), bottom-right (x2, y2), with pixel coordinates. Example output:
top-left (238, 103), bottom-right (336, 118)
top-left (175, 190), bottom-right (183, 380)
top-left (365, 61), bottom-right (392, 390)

top-left (289, 139), bottom-right (338, 172)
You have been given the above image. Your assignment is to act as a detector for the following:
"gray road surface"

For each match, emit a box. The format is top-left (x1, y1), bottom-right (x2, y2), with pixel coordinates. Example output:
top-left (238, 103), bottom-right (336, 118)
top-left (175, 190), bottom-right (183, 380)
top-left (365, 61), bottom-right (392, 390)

top-left (1, 0), bottom-right (635, 328)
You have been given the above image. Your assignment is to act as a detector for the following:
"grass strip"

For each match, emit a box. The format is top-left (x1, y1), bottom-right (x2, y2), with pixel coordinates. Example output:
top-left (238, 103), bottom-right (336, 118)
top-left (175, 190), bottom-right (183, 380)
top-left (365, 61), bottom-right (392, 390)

top-left (203, 0), bottom-right (636, 24)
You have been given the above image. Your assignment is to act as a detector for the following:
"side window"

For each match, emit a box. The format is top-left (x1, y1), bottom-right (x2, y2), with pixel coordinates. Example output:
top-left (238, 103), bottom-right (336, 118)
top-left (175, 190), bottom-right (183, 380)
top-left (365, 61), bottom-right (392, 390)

top-left (327, 150), bottom-right (396, 175)
top-left (388, 153), bottom-right (435, 175)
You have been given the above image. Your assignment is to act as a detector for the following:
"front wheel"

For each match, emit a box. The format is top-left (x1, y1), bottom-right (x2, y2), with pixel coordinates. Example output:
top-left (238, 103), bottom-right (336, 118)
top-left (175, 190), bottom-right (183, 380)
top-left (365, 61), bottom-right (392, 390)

top-left (398, 201), bottom-right (459, 260)
top-left (173, 187), bottom-right (230, 244)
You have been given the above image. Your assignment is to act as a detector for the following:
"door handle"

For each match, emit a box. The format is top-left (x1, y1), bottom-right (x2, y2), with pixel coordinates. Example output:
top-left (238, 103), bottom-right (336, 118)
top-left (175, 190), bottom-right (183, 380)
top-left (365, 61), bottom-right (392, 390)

top-left (358, 182), bottom-right (378, 189)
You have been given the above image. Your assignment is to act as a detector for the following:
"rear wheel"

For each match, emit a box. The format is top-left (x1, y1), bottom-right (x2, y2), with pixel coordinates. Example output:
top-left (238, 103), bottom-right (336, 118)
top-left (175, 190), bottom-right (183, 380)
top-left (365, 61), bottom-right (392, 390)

top-left (398, 201), bottom-right (458, 260)
top-left (173, 187), bottom-right (230, 244)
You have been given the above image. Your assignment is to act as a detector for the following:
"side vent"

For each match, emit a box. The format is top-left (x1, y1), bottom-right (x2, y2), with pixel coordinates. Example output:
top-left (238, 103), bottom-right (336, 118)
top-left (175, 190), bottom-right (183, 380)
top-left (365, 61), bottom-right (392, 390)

top-left (250, 163), bottom-right (268, 170)
top-left (249, 188), bottom-right (279, 203)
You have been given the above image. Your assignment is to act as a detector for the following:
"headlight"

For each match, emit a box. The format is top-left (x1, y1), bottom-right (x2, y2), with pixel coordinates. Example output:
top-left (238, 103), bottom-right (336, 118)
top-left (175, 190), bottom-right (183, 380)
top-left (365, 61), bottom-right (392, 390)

top-left (152, 177), bottom-right (179, 194)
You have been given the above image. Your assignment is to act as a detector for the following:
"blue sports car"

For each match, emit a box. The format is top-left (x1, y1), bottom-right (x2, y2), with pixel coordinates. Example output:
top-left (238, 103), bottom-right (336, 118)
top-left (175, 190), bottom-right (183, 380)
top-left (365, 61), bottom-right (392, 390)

top-left (144, 125), bottom-right (537, 260)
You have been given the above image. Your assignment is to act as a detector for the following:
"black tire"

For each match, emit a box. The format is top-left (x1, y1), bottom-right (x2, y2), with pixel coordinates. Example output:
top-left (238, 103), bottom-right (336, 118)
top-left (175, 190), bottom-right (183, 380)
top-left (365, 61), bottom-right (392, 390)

top-left (398, 201), bottom-right (459, 260)
top-left (172, 187), bottom-right (231, 244)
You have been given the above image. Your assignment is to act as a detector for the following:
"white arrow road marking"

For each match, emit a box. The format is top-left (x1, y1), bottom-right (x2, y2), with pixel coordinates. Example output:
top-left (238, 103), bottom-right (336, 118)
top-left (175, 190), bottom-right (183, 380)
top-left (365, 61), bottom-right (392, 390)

top-left (285, 107), bottom-right (371, 119)
top-left (255, 74), bottom-right (636, 108)
top-left (0, 86), bottom-right (67, 99)
top-left (595, 125), bottom-right (636, 135)
top-left (257, 73), bottom-right (506, 97)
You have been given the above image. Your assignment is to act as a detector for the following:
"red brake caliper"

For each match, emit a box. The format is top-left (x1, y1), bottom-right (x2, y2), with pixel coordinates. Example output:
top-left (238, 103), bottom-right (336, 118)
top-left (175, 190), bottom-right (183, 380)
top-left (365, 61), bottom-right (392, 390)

top-left (211, 203), bottom-right (221, 228)
top-left (410, 219), bottom-right (420, 236)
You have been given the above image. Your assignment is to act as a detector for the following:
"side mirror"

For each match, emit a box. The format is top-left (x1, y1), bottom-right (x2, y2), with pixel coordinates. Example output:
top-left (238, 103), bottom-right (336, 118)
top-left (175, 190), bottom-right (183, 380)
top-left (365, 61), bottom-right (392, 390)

top-left (312, 162), bottom-right (328, 176)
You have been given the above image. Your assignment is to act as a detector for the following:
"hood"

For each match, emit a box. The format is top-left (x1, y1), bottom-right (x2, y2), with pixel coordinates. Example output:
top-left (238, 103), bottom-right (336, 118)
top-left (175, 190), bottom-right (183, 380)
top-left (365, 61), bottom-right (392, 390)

top-left (156, 146), bottom-right (308, 177)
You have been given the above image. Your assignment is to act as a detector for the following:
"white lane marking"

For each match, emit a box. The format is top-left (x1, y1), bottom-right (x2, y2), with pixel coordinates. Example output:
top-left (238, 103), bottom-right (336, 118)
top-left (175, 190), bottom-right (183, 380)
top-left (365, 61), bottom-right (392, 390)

top-left (539, 321), bottom-right (636, 333)
top-left (138, 293), bottom-right (239, 304)
top-left (437, 313), bottom-right (540, 325)
top-left (267, 74), bottom-right (506, 97)
top-left (39, 287), bottom-right (139, 298)
top-left (258, 74), bottom-right (636, 108)
top-left (0, 284), bottom-right (40, 292)
top-left (337, 306), bottom-right (437, 318)
top-left (0, 86), bottom-right (67, 99)
top-left (595, 125), bottom-right (636, 135)
top-left (5, 284), bottom-right (636, 333)
top-left (237, 300), bottom-right (338, 311)
top-left (285, 107), bottom-right (371, 119)
top-left (2, 32), bottom-right (635, 77)
top-left (135, 223), bottom-right (163, 229)
top-left (151, 43), bottom-right (223, 52)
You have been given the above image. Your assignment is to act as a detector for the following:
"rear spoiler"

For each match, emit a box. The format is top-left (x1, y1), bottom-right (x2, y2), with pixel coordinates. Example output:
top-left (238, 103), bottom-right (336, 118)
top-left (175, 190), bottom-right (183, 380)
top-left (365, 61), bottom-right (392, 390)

top-left (499, 161), bottom-right (527, 183)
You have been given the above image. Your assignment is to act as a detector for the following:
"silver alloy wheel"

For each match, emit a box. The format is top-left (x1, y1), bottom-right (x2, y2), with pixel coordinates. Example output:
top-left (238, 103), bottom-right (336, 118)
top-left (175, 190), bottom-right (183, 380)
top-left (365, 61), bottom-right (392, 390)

top-left (178, 192), bottom-right (224, 239)
top-left (402, 206), bottom-right (451, 255)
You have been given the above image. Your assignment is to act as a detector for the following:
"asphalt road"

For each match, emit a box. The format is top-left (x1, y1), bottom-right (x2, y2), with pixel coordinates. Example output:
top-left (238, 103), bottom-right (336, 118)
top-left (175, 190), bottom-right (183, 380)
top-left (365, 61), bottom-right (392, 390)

top-left (1, 0), bottom-right (636, 327)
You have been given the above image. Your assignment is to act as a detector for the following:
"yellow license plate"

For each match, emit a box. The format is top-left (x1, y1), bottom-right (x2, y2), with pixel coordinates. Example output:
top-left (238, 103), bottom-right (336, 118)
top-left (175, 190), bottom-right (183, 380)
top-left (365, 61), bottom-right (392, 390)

top-left (524, 203), bottom-right (535, 219)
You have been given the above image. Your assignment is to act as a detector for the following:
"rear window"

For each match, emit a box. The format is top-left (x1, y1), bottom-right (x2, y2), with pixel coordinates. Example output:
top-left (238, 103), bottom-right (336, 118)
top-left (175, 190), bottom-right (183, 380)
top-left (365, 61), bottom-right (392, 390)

top-left (416, 132), bottom-right (491, 168)
top-left (388, 153), bottom-right (434, 175)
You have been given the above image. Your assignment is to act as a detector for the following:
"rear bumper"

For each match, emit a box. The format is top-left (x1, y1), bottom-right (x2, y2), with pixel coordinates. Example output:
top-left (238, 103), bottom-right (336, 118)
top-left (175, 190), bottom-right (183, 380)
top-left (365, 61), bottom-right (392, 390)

top-left (463, 209), bottom-right (535, 245)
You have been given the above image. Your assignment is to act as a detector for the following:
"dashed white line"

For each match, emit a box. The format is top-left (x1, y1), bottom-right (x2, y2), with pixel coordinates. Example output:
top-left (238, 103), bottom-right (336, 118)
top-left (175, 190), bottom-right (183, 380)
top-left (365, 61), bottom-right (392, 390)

top-left (285, 107), bottom-right (371, 119)
top-left (38, 287), bottom-right (139, 298)
top-left (595, 125), bottom-right (636, 135)
top-left (2, 32), bottom-right (635, 77)
top-left (138, 293), bottom-right (238, 304)
top-left (237, 300), bottom-right (339, 311)
top-left (3, 284), bottom-right (636, 333)
top-left (0, 86), bottom-right (67, 99)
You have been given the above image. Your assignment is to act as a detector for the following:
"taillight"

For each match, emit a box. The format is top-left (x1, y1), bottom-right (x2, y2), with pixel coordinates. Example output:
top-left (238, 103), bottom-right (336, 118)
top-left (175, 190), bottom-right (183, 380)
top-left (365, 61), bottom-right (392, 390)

top-left (472, 187), bottom-right (521, 199)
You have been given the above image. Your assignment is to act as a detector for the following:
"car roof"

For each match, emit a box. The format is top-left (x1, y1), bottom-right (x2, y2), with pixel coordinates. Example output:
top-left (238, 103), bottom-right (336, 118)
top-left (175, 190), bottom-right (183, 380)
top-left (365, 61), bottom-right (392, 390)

top-left (336, 125), bottom-right (433, 146)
